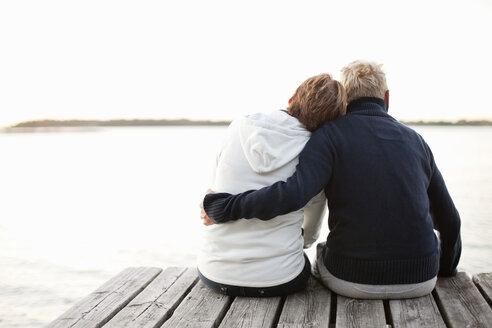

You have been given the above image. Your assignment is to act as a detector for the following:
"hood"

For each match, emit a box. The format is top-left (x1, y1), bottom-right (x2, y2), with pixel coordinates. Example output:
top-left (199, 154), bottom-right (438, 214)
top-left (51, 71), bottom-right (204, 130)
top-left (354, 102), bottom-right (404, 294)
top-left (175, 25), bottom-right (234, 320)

top-left (238, 111), bottom-right (311, 174)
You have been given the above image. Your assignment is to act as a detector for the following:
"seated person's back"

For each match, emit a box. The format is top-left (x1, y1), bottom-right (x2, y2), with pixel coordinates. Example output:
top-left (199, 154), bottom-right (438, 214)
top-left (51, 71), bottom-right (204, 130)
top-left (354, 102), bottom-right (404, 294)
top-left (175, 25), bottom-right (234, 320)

top-left (197, 73), bottom-right (346, 296)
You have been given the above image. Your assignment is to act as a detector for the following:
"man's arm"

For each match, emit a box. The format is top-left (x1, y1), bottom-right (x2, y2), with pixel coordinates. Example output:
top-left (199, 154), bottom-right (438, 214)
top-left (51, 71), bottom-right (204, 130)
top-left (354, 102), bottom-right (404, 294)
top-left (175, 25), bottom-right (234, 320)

top-left (427, 154), bottom-right (462, 276)
top-left (203, 128), bottom-right (335, 224)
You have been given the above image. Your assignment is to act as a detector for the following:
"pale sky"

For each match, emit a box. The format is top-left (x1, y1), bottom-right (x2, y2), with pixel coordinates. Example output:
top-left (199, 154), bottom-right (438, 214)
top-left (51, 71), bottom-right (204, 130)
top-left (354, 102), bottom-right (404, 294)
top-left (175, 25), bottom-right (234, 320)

top-left (1, 0), bottom-right (491, 127)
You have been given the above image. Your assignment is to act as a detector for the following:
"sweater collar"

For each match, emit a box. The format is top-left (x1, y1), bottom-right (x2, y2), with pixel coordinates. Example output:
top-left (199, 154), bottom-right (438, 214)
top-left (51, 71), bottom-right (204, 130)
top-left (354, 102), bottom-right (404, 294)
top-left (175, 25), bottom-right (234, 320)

top-left (346, 97), bottom-right (388, 116)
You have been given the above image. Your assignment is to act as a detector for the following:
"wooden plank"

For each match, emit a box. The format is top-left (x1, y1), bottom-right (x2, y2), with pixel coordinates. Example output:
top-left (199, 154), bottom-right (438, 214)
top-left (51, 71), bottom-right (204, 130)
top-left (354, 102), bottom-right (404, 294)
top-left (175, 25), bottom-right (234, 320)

top-left (336, 297), bottom-right (386, 327)
top-left (105, 267), bottom-right (198, 328)
top-left (218, 296), bottom-right (282, 328)
top-left (434, 272), bottom-right (492, 328)
top-left (473, 272), bottom-right (492, 307)
top-left (47, 267), bottom-right (162, 328)
top-left (161, 280), bottom-right (233, 328)
top-left (277, 277), bottom-right (331, 328)
top-left (389, 294), bottom-right (446, 328)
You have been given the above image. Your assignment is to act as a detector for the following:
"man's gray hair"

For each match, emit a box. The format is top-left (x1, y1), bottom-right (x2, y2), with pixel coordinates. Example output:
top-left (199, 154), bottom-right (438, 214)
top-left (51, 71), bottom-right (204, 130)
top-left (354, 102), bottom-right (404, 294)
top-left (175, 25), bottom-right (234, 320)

top-left (340, 60), bottom-right (388, 103)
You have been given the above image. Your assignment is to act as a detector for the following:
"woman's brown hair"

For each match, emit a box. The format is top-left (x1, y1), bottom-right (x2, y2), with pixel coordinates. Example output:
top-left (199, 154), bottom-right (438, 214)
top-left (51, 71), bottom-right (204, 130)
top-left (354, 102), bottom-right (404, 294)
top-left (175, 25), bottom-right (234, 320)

top-left (287, 73), bottom-right (347, 131)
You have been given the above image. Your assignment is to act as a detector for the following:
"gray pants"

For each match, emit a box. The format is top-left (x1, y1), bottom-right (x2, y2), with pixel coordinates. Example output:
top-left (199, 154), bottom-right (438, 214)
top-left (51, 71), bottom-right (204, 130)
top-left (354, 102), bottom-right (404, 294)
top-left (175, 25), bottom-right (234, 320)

top-left (312, 243), bottom-right (437, 299)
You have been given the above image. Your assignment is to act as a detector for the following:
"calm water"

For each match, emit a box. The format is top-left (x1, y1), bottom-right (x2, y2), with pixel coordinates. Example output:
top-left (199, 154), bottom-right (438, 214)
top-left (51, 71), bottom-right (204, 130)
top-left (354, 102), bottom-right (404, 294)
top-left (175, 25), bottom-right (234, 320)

top-left (0, 126), bottom-right (491, 327)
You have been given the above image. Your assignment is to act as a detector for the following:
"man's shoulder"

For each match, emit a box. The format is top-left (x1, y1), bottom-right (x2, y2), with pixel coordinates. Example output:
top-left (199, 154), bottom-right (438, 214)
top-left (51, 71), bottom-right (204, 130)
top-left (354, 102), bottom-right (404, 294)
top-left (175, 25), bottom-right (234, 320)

top-left (395, 121), bottom-right (427, 141)
top-left (306, 117), bottom-right (351, 149)
top-left (316, 114), bottom-right (360, 136)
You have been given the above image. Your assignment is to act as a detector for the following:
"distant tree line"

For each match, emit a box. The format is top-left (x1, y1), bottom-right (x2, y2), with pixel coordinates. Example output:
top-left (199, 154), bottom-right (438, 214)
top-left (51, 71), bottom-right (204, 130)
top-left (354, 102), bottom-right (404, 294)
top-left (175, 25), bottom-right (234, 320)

top-left (401, 120), bottom-right (492, 126)
top-left (12, 119), bottom-right (232, 128)
top-left (9, 118), bottom-right (492, 128)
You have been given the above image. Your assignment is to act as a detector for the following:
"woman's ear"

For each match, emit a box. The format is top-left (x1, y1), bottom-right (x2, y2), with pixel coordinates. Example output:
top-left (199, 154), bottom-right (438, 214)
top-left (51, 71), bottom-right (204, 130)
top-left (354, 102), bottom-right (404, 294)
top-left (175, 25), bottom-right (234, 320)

top-left (288, 97), bottom-right (293, 105)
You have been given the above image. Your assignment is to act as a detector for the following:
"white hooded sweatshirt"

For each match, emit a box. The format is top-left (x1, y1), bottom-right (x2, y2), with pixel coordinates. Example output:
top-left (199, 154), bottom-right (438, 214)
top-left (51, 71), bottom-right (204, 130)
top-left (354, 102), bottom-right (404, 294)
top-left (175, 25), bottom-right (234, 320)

top-left (198, 110), bottom-right (326, 287)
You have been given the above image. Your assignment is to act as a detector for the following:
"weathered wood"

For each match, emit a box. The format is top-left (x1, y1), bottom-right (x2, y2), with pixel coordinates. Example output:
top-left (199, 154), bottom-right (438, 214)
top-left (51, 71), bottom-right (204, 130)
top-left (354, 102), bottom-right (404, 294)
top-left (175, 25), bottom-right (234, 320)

top-left (389, 294), bottom-right (446, 328)
top-left (47, 268), bottom-right (492, 328)
top-left (277, 277), bottom-right (331, 328)
top-left (336, 297), bottom-right (386, 327)
top-left (47, 267), bottom-right (162, 328)
top-left (473, 272), bottom-right (492, 307)
top-left (105, 267), bottom-right (198, 328)
top-left (218, 296), bottom-right (282, 328)
top-left (434, 272), bottom-right (492, 328)
top-left (161, 281), bottom-right (233, 328)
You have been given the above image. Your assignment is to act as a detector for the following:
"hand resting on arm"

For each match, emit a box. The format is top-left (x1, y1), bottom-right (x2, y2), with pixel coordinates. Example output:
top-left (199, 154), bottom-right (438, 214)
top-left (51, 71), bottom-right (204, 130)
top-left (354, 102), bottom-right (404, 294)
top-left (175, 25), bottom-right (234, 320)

top-left (200, 189), bottom-right (215, 226)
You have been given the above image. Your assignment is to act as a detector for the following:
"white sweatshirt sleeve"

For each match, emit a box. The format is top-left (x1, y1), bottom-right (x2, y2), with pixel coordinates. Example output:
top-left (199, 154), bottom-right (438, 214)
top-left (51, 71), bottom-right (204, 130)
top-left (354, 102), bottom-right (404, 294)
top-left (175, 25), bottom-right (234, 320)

top-left (302, 190), bottom-right (327, 249)
top-left (211, 149), bottom-right (221, 184)
top-left (212, 120), bottom-right (236, 185)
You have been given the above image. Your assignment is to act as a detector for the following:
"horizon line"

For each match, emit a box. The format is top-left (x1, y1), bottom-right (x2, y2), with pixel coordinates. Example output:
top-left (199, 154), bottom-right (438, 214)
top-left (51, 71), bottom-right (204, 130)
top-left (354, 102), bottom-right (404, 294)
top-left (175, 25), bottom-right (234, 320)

top-left (3, 117), bottom-right (492, 129)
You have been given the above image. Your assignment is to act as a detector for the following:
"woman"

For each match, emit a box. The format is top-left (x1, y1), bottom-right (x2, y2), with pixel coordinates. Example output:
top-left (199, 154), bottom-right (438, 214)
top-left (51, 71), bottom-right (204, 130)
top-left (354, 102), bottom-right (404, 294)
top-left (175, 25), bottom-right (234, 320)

top-left (197, 73), bottom-right (346, 297)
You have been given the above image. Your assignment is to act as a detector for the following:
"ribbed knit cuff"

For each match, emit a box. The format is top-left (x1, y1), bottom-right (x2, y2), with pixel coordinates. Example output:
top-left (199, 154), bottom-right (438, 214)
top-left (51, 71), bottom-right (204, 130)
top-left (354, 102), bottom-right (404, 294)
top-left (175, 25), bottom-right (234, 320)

top-left (203, 192), bottom-right (234, 224)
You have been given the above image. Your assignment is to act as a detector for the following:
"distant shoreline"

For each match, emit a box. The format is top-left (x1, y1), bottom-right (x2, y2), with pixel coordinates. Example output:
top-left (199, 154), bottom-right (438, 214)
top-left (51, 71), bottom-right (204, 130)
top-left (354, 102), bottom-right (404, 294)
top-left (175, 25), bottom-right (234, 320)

top-left (401, 120), bottom-right (492, 126)
top-left (9, 119), bottom-right (232, 128)
top-left (3, 118), bottom-right (492, 130)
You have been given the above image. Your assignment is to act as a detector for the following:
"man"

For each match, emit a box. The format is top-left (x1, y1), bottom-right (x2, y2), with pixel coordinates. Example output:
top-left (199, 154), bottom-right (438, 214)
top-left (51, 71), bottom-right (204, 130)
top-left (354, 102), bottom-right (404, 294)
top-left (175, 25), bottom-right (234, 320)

top-left (202, 60), bottom-right (461, 299)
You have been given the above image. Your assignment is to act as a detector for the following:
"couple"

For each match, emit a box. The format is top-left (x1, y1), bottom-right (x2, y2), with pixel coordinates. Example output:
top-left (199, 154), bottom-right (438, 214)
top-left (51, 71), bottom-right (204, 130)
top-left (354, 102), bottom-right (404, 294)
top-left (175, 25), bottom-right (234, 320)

top-left (198, 60), bottom-right (462, 299)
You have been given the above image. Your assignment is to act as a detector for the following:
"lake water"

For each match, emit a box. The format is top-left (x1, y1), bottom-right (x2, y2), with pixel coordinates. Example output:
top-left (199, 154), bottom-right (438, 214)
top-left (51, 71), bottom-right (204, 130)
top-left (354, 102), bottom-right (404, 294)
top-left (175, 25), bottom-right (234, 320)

top-left (0, 126), bottom-right (491, 327)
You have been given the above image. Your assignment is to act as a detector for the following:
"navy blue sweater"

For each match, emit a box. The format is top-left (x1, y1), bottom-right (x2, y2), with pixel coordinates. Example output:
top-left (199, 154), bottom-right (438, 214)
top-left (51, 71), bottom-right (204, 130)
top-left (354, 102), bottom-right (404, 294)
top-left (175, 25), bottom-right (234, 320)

top-left (204, 98), bottom-right (462, 284)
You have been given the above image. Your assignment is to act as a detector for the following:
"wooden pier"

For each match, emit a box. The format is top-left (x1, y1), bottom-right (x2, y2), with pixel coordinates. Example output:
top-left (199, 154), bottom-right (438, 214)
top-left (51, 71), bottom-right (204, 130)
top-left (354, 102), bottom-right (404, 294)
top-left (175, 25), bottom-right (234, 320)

top-left (47, 267), bottom-right (492, 327)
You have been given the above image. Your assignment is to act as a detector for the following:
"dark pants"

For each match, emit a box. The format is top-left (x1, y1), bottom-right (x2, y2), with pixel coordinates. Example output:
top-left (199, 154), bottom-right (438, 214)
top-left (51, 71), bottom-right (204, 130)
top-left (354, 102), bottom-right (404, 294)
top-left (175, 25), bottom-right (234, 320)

top-left (198, 254), bottom-right (311, 297)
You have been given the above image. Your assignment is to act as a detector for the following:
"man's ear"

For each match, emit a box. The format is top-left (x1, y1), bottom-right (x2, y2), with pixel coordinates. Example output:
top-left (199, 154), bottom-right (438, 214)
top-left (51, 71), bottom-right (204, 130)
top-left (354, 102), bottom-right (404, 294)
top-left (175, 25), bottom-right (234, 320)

top-left (384, 90), bottom-right (389, 111)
